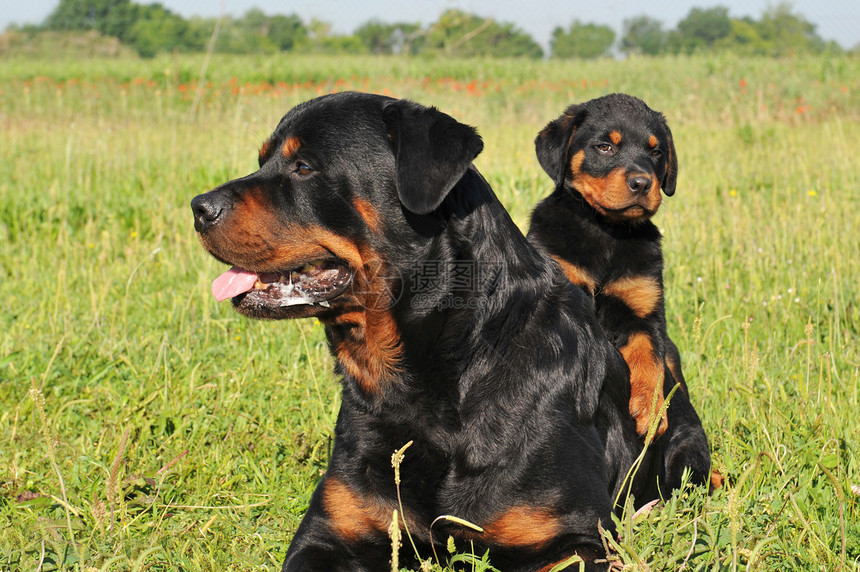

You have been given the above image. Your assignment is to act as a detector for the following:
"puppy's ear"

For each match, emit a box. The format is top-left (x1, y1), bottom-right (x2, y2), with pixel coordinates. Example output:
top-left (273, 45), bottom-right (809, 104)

top-left (383, 99), bottom-right (483, 215)
top-left (660, 116), bottom-right (678, 196)
top-left (534, 104), bottom-right (587, 187)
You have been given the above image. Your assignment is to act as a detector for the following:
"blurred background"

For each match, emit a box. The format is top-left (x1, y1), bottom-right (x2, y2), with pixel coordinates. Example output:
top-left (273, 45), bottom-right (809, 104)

top-left (1, 0), bottom-right (858, 59)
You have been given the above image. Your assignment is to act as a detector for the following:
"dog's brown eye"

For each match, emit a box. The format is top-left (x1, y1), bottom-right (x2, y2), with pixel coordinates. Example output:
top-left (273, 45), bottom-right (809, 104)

top-left (596, 144), bottom-right (613, 154)
top-left (650, 149), bottom-right (662, 158)
top-left (296, 162), bottom-right (313, 176)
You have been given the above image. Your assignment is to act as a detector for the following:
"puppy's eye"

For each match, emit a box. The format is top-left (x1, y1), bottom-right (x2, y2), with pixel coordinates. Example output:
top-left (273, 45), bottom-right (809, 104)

top-left (296, 162), bottom-right (313, 176)
top-left (596, 143), bottom-right (613, 154)
top-left (650, 149), bottom-right (662, 158)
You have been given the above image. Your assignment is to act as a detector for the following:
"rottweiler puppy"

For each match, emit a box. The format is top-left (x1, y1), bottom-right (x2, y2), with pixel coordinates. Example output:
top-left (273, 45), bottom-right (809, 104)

top-left (528, 93), bottom-right (714, 492)
top-left (191, 92), bottom-right (651, 571)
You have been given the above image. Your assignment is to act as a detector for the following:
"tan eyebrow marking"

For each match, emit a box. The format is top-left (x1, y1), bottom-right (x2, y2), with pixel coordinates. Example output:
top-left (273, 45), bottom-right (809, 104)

top-left (281, 136), bottom-right (301, 158)
top-left (258, 138), bottom-right (272, 162)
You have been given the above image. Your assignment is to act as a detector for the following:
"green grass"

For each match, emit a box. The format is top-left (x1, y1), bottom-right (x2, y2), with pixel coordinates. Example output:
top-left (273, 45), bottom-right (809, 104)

top-left (1, 53), bottom-right (858, 570)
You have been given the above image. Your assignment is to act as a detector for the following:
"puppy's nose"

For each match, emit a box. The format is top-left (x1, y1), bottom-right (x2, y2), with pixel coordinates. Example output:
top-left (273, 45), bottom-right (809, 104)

top-left (627, 175), bottom-right (652, 195)
top-left (191, 192), bottom-right (228, 233)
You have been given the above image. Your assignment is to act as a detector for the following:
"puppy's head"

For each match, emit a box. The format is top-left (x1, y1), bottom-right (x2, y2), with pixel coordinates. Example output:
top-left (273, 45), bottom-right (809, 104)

top-left (535, 93), bottom-right (677, 223)
top-left (190, 92), bottom-right (483, 322)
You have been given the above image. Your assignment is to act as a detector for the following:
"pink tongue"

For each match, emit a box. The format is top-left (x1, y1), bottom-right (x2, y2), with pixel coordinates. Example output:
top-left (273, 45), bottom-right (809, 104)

top-left (211, 267), bottom-right (259, 301)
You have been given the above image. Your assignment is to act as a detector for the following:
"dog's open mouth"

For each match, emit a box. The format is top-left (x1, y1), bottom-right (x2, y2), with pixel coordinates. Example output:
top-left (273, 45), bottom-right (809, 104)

top-left (211, 259), bottom-right (352, 308)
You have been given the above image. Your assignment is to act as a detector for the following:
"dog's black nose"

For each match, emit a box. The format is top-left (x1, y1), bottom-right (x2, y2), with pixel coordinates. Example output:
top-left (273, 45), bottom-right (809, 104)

top-left (191, 192), bottom-right (227, 233)
top-left (627, 175), bottom-right (652, 195)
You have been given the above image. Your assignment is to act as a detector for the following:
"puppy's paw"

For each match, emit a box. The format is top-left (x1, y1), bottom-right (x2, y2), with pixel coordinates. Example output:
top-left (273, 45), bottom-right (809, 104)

top-left (630, 392), bottom-right (668, 439)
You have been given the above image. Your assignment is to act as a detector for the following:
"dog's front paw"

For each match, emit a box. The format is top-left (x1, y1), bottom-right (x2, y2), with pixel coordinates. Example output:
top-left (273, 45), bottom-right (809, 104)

top-left (630, 392), bottom-right (668, 439)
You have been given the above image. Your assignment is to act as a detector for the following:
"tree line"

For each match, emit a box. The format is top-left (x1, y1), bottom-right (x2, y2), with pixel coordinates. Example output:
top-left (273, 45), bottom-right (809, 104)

top-left (17, 0), bottom-right (847, 58)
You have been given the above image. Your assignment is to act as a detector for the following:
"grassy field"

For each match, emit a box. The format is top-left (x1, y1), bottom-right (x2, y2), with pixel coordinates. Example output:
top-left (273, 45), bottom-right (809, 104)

top-left (1, 52), bottom-right (859, 570)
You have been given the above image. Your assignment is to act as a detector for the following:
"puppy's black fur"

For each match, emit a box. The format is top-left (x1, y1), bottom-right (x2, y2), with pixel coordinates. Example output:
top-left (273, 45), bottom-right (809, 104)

top-left (192, 92), bottom-right (655, 571)
top-left (528, 93), bottom-right (715, 494)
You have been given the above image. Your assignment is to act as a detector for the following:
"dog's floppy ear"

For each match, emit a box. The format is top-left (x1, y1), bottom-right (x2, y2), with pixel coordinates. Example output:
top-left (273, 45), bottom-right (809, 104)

top-left (383, 99), bottom-right (483, 215)
top-left (661, 118), bottom-right (678, 196)
top-left (534, 104), bottom-right (587, 187)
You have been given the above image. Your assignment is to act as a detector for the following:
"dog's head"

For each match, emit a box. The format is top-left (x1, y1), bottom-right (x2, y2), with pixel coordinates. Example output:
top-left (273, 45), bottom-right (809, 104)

top-left (191, 92), bottom-right (483, 322)
top-left (535, 93), bottom-right (677, 223)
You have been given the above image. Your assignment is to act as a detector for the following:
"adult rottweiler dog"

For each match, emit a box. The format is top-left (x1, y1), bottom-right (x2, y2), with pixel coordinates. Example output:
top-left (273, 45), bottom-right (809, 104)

top-left (528, 93), bottom-right (715, 492)
top-left (191, 92), bottom-right (652, 571)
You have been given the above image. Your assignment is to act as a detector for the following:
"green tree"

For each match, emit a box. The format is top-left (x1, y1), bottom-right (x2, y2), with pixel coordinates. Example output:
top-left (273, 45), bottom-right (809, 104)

top-left (425, 9), bottom-right (542, 58)
top-left (187, 16), bottom-right (274, 54)
top-left (233, 9), bottom-right (307, 52)
top-left (355, 20), bottom-right (422, 54)
top-left (185, 17), bottom-right (228, 52)
top-left (44, 0), bottom-right (196, 57)
top-left (293, 18), bottom-right (364, 54)
top-left (620, 15), bottom-right (666, 56)
top-left (267, 14), bottom-right (307, 51)
top-left (124, 3), bottom-right (196, 57)
top-left (667, 6), bottom-right (732, 54)
top-left (550, 20), bottom-right (615, 59)
top-left (716, 4), bottom-right (839, 56)
top-left (719, 17), bottom-right (766, 54)
top-left (755, 3), bottom-right (830, 56)
top-left (43, 0), bottom-right (137, 40)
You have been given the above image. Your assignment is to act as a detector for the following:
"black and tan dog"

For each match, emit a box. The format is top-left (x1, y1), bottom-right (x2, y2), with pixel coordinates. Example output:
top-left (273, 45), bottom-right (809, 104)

top-left (191, 92), bottom-right (657, 571)
top-left (528, 93), bottom-right (714, 492)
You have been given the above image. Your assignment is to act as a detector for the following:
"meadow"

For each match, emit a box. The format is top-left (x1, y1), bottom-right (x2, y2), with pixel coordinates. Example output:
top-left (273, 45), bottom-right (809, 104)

top-left (0, 52), bottom-right (858, 570)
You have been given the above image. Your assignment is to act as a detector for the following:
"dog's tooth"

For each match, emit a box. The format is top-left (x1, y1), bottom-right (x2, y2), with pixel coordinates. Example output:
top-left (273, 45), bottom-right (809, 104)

top-left (310, 259), bottom-right (324, 267)
top-left (302, 263), bottom-right (315, 273)
top-left (291, 271), bottom-right (300, 280)
top-left (254, 279), bottom-right (270, 290)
